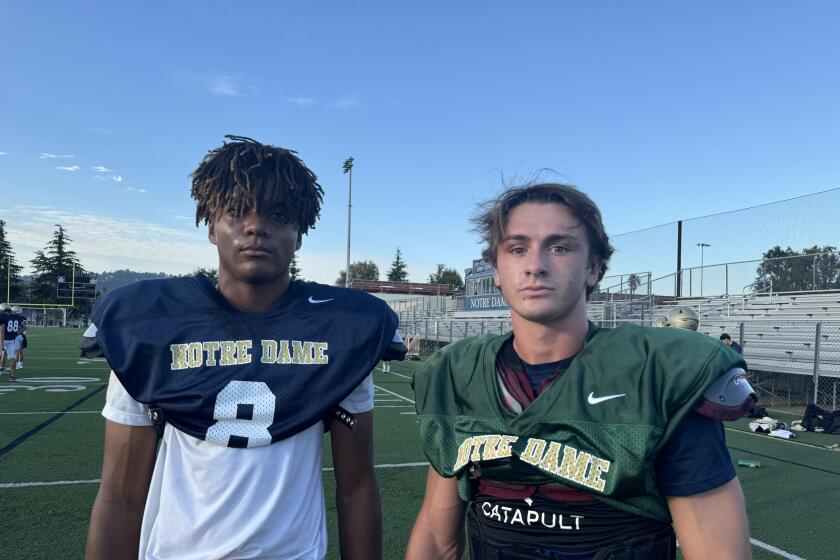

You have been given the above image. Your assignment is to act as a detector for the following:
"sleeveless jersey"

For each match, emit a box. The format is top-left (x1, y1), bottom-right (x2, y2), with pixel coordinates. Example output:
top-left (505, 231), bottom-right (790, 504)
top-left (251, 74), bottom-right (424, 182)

top-left (92, 275), bottom-right (399, 448)
top-left (412, 323), bottom-right (747, 522)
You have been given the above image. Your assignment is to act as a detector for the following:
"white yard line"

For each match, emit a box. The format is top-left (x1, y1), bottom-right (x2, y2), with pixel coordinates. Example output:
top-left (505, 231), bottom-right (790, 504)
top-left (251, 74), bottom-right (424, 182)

top-left (400, 412), bottom-right (417, 415)
top-left (373, 384), bottom-right (415, 405)
top-left (0, 411), bottom-right (100, 415)
top-left (2, 462), bottom-right (430, 488)
top-left (0, 479), bottom-right (102, 489)
top-left (323, 461), bottom-right (428, 472)
top-left (18, 357), bottom-right (105, 361)
top-left (725, 426), bottom-right (838, 452)
top-left (375, 405), bottom-right (414, 408)
top-left (749, 538), bottom-right (806, 560)
top-left (383, 370), bottom-right (412, 380)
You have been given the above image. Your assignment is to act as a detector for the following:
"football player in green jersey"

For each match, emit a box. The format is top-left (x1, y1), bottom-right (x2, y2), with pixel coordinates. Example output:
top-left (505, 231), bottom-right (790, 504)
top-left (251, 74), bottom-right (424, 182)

top-left (407, 184), bottom-right (754, 559)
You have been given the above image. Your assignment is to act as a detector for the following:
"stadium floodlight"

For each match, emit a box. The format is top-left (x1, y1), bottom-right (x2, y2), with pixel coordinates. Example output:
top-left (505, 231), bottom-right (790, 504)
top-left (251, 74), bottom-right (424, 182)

top-left (697, 242), bottom-right (710, 296)
top-left (343, 156), bottom-right (354, 289)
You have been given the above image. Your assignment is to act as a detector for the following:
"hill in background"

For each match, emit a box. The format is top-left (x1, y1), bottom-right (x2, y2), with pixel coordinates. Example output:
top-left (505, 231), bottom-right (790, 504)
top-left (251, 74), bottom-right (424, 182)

top-left (95, 269), bottom-right (170, 294)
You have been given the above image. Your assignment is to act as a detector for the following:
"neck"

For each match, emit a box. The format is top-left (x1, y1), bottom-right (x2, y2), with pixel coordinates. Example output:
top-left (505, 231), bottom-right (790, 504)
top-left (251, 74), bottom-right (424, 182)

top-left (217, 274), bottom-right (292, 312)
top-left (510, 311), bottom-right (589, 365)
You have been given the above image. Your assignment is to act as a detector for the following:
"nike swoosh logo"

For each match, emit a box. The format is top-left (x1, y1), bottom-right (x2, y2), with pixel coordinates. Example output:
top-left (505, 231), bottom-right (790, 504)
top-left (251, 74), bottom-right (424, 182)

top-left (308, 296), bottom-right (334, 304)
top-left (587, 392), bottom-right (626, 405)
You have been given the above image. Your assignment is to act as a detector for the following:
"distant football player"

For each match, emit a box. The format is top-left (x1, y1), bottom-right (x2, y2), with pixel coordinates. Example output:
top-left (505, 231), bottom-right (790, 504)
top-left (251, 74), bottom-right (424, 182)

top-left (11, 306), bottom-right (26, 369)
top-left (0, 303), bottom-right (26, 380)
top-left (663, 305), bottom-right (699, 331)
top-left (86, 136), bottom-right (405, 560)
top-left (407, 184), bottom-right (755, 559)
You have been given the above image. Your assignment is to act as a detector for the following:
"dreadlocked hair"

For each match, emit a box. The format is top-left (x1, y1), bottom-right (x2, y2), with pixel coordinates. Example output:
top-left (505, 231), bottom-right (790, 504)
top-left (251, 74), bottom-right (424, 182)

top-left (191, 135), bottom-right (324, 235)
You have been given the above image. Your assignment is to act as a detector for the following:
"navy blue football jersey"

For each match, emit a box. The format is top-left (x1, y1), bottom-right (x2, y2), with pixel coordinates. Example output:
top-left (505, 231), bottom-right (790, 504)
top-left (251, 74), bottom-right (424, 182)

top-left (2, 314), bottom-right (25, 341)
top-left (92, 275), bottom-right (401, 448)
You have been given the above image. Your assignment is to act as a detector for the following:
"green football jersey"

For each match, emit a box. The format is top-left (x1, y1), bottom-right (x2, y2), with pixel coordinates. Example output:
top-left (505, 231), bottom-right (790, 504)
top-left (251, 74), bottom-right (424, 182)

top-left (412, 323), bottom-right (746, 522)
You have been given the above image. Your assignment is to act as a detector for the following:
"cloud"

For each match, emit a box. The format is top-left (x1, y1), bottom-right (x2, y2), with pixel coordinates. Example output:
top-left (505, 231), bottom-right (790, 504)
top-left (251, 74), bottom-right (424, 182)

top-left (91, 166), bottom-right (123, 183)
top-left (40, 153), bottom-right (75, 159)
top-left (123, 187), bottom-right (146, 194)
top-left (3, 205), bottom-right (354, 283)
top-left (0, 152), bottom-right (6, 156)
top-left (287, 95), bottom-right (317, 107)
top-left (3, 205), bottom-right (216, 275)
top-left (57, 165), bottom-right (81, 172)
top-left (210, 74), bottom-right (259, 96)
top-left (333, 96), bottom-right (360, 110)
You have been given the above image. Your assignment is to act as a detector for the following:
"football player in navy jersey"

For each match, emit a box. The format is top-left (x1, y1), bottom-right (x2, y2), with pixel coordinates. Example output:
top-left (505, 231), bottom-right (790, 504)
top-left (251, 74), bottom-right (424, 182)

top-left (86, 136), bottom-right (403, 560)
top-left (408, 184), bottom-right (754, 559)
top-left (1, 303), bottom-right (26, 381)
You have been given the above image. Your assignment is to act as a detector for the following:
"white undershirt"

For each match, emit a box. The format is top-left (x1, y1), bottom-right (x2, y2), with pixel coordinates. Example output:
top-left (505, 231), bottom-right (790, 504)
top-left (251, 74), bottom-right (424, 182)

top-left (103, 371), bottom-right (374, 560)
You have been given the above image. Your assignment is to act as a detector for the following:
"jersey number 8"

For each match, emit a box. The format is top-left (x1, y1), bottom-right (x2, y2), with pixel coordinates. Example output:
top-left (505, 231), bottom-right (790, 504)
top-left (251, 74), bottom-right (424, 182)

top-left (206, 381), bottom-right (275, 448)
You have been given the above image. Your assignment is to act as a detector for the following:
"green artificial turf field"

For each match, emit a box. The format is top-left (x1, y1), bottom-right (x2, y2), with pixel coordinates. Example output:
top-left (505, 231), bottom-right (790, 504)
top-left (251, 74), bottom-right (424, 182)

top-left (1, 327), bottom-right (838, 559)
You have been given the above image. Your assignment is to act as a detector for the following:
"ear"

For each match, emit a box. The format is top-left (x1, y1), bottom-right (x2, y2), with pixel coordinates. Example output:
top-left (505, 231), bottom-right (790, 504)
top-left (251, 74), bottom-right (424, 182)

top-left (585, 259), bottom-right (601, 292)
top-left (493, 268), bottom-right (501, 290)
top-left (208, 219), bottom-right (217, 246)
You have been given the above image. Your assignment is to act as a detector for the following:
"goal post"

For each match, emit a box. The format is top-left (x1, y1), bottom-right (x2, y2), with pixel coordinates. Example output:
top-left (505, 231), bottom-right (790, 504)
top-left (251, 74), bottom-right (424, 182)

top-left (15, 305), bottom-right (68, 327)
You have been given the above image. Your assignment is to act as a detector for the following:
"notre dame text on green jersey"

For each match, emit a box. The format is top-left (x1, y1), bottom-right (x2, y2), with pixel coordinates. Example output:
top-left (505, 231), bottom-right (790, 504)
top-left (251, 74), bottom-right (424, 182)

top-left (412, 323), bottom-right (746, 522)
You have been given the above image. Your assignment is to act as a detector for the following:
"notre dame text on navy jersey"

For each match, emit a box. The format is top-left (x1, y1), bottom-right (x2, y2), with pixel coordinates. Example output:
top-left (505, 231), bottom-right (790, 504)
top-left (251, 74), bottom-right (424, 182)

top-left (91, 275), bottom-right (400, 448)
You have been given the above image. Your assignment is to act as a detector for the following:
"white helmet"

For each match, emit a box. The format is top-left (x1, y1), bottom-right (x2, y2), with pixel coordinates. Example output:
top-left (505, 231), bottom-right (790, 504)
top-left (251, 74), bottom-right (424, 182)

top-left (0, 303), bottom-right (11, 313)
top-left (663, 305), bottom-right (699, 331)
top-left (11, 306), bottom-right (22, 314)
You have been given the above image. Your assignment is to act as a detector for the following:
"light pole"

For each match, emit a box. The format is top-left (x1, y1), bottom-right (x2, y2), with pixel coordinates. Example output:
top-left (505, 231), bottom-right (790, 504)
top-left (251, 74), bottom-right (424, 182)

top-left (697, 242), bottom-right (710, 296)
top-left (342, 157), bottom-right (354, 288)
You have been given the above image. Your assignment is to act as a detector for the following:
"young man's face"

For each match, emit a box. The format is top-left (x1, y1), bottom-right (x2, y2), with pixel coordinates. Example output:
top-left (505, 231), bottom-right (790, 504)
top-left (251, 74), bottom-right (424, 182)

top-left (209, 204), bottom-right (301, 285)
top-left (494, 202), bottom-right (600, 327)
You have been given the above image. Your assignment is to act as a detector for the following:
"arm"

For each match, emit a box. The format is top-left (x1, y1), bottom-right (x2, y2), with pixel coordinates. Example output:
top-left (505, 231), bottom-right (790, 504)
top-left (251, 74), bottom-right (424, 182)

top-left (668, 477), bottom-right (751, 560)
top-left (405, 467), bottom-right (467, 560)
top-left (85, 420), bottom-right (158, 559)
top-left (330, 410), bottom-right (382, 560)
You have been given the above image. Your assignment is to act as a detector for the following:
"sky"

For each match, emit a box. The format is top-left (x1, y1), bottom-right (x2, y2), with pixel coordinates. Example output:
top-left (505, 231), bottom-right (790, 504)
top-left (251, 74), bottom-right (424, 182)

top-left (2, 1), bottom-right (839, 286)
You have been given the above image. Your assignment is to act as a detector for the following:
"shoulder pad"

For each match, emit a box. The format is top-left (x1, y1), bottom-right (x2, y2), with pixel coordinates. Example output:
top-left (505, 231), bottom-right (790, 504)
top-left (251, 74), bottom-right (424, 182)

top-left (79, 323), bottom-right (103, 358)
top-left (79, 334), bottom-right (104, 359)
top-left (695, 368), bottom-right (757, 421)
top-left (382, 331), bottom-right (407, 361)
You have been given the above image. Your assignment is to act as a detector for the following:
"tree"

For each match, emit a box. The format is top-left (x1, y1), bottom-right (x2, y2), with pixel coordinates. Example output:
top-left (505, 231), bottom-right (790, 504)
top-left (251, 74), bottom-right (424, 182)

top-left (386, 247), bottom-right (408, 282)
top-left (429, 264), bottom-right (464, 290)
top-left (755, 245), bottom-right (840, 292)
top-left (336, 260), bottom-right (380, 286)
top-left (289, 255), bottom-right (302, 281)
top-left (30, 225), bottom-right (79, 304)
top-left (193, 267), bottom-right (219, 283)
top-left (627, 273), bottom-right (641, 295)
top-left (30, 225), bottom-right (94, 318)
top-left (0, 220), bottom-right (23, 301)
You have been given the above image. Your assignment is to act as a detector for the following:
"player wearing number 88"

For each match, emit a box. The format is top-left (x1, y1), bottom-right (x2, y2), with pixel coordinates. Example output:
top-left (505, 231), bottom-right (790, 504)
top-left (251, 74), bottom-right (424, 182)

top-left (85, 136), bottom-right (405, 560)
top-left (0, 303), bottom-right (26, 381)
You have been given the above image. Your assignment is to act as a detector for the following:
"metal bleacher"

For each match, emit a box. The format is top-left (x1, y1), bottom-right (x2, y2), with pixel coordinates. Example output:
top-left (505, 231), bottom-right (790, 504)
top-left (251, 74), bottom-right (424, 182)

top-left (647, 292), bottom-right (840, 410)
top-left (388, 290), bottom-right (840, 386)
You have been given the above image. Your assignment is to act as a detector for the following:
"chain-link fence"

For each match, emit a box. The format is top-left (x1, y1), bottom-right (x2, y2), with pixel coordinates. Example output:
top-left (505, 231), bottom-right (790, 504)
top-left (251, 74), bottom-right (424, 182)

top-left (591, 251), bottom-right (839, 301)
top-left (397, 315), bottom-right (840, 413)
top-left (735, 320), bottom-right (838, 412)
top-left (608, 188), bottom-right (840, 290)
top-left (399, 318), bottom-right (512, 347)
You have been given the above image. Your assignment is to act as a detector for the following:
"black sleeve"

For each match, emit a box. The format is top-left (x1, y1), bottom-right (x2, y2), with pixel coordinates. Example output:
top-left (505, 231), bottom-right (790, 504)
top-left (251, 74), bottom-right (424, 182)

top-left (654, 412), bottom-right (736, 497)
